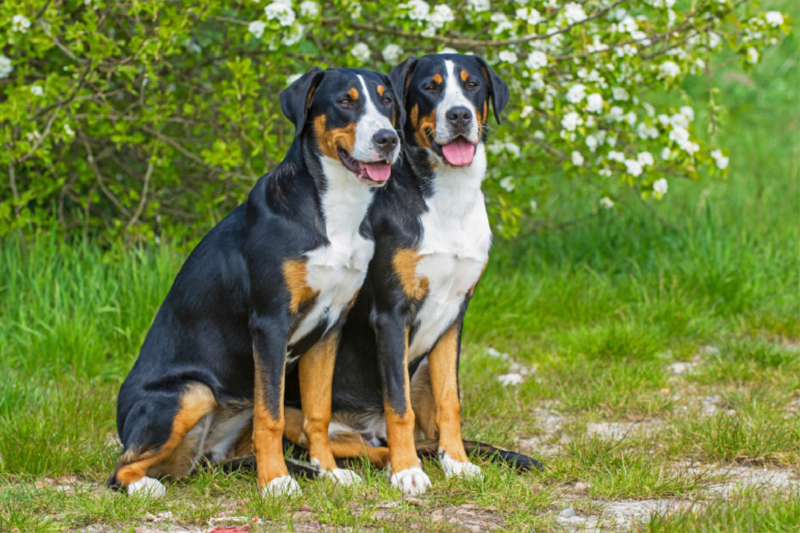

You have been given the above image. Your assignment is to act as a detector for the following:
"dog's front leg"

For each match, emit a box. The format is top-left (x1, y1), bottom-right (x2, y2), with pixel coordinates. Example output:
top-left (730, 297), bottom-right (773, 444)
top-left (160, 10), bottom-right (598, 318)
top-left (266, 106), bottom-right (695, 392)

top-left (427, 320), bottom-right (481, 479)
top-left (373, 310), bottom-right (432, 495)
top-left (298, 331), bottom-right (362, 485)
top-left (251, 315), bottom-right (300, 498)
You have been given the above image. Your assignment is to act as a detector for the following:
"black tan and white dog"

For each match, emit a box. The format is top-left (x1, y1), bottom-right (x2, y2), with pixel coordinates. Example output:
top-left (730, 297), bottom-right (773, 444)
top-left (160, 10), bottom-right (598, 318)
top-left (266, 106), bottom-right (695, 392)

top-left (282, 54), bottom-right (513, 495)
top-left (109, 67), bottom-right (403, 498)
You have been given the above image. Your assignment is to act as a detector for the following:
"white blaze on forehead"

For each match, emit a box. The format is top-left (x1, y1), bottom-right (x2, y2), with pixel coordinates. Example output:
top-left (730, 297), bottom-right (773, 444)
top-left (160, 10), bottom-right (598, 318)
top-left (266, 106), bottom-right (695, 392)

top-left (352, 74), bottom-right (396, 163)
top-left (435, 60), bottom-right (480, 144)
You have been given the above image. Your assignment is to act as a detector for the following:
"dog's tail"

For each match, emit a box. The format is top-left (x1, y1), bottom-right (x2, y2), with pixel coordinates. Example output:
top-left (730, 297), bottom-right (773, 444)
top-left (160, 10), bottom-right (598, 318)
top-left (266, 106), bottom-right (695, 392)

top-left (414, 438), bottom-right (542, 472)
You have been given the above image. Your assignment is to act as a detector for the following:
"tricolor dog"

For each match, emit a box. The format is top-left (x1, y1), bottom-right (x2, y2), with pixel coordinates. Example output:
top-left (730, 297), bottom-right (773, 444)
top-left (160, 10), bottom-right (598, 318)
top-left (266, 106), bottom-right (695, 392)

top-left (283, 54), bottom-right (517, 494)
top-left (109, 67), bottom-right (403, 498)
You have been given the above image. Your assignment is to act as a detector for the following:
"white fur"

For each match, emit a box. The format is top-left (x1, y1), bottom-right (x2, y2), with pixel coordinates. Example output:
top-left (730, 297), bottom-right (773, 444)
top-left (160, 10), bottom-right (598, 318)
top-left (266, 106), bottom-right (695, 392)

top-left (352, 75), bottom-right (398, 164)
top-left (408, 144), bottom-right (491, 361)
top-left (328, 414), bottom-right (386, 447)
top-left (201, 410), bottom-right (253, 463)
top-left (435, 60), bottom-right (480, 145)
top-left (389, 467), bottom-right (432, 496)
top-left (127, 476), bottom-right (166, 498)
top-left (438, 450), bottom-right (482, 479)
top-left (316, 464), bottom-right (363, 486)
top-left (262, 475), bottom-right (302, 498)
top-left (287, 157), bottom-right (375, 350)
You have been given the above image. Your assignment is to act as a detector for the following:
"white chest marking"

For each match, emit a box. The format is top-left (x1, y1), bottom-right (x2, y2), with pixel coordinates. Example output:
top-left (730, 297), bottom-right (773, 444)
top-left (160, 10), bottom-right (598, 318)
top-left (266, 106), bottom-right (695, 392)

top-left (408, 145), bottom-right (491, 360)
top-left (287, 159), bottom-right (374, 351)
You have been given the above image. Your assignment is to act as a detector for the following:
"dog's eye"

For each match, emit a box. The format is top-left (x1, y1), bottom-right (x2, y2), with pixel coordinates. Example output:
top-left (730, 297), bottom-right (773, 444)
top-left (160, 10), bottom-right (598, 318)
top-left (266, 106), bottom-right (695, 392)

top-left (468, 81), bottom-right (479, 88)
top-left (383, 97), bottom-right (393, 105)
top-left (340, 98), bottom-right (351, 107)
top-left (423, 85), bottom-right (435, 92)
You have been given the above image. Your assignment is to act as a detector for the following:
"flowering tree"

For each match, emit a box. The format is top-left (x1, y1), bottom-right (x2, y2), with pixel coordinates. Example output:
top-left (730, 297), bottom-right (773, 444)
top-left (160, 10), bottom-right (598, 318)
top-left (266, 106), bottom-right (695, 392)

top-left (0, 0), bottom-right (791, 240)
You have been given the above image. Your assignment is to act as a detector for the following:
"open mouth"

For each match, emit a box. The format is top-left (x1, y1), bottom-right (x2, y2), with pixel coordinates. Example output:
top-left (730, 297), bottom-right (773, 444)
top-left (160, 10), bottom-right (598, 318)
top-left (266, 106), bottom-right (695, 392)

top-left (338, 147), bottom-right (391, 185)
top-left (428, 133), bottom-right (477, 166)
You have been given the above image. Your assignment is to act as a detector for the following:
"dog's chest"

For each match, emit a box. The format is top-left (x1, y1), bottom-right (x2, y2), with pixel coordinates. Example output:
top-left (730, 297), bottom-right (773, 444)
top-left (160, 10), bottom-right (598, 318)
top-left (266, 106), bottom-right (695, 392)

top-left (408, 188), bottom-right (491, 360)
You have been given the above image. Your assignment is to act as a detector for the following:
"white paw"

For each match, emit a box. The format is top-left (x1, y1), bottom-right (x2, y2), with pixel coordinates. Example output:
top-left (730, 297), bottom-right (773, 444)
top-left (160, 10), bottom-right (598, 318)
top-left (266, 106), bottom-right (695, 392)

top-left (439, 451), bottom-right (482, 479)
top-left (127, 476), bottom-right (166, 498)
top-left (261, 475), bottom-right (302, 498)
top-left (320, 468), bottom-right (363, 486)
top-left (390, 467), bottom-right (431, 496)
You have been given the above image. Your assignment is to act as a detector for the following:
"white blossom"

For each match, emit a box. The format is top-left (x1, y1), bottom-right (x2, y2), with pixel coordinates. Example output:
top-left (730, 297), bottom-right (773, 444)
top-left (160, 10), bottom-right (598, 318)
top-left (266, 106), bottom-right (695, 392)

top-left (299, 1), bottom-right (320, 17)
top-left (563, 3), bottom-right (587, 25)
top-left (282, 24), bottom-right (305, 45)
top-left (248, 20), bottom-right (267, 38)
top-left (499, 176), bottom-right (515, 192)
top-left (561, 112), bottom-right (583, 132)
top-left (765, 11), bottom-right (784, 27)
top-left (286, 73), bottom-right (303, 85)
top-left (659, 61), bottom-right (681, 78)
top-left (586, 93), bottom-right (603, 113)
top-left (612, 87), bottom-right (630, 101)
top-left (566, 83), bottom-right (586, 103)
top-left (403, 0), bottom-right (430, 20)
top-left (585, 134), bottom-right (598, 152)
top-left (661, 147), bottom-right (671, 160)
top-left (526, 51), bottom-right (548, 70)
top-left (12, 14), bottom-right (31, 33)
top-left (516, 7), bottom-right (542, 25)
top-left (746, 47), bottom-right (759, 64)
top-left (382, 44), bottom-right (403, 63)
top-left (608, 106), bottom-right (625, 122)
top-left (498, 373), bottom-right (524, 386)
top-left (30, 85), bottom-right (44, 96)
top-left (351, 42), bottom-right (371, 62)
top-left (624, 111), bottom-right (637, 126)
top-left (653, 178), bottom-right (668, 195)
top-left (680, 106), bottom-right (695, 121)
top-left (430, 4), bottom-right (455, 28)
top-left (710, 149), bottom-right (729, 169)
top-left (440, 47), bottom-right (458, 54)
top-left (0, 55), bottom-right (12, 78)
top-left (265, 2), bottom-right (296, 26)
top-left (607, 150), bottom-right (625, 162)
top-left (637, 152), bottom-right (654, 166)
top-left (469, 0), bottom-right (490, 12)
top-left (64, 124), bottom-right (75, 137)
top-left (600, 197), bottom-right (615, 209)
top-left (599, 168), bottom-right (612, 177)
top-left (571, 151), bottom-right (584, 166)
top-left (625, 159), bottom-right (643, 176)
top-left (530, 200), bottom-right (538, 212)
top-left (521, 105), bottom-right (533, 118)
top-left (499, 50), bottom-right (518, 63)
top-left (637, 123), bottom-right (659, 139)
top-left (491, 12), bottom-right (513, 34)
top-left (670, 112), bottom-right (689, 128)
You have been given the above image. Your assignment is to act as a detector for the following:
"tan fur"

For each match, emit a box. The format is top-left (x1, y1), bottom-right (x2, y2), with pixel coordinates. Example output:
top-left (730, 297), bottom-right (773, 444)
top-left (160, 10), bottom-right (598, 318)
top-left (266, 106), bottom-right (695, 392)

top-left (313, 115), bottom-right (356, 161)
top-left (348, 87), bottom-right (359, 100)
top-left (460, 70), bottom-right (469, 82)
top-left (393, 249), bottom-right (429, 300)
top-left (410, 362), bottom-right (438, 440)
top-left (114, 384), bottom-right (217, 486)
top-left (297, 334), bottom-right (340, 472)
top-left (384, 326), bottom-right (420, 474)
top-left (253, 352), bottom-right (289, 488)
top-left (377, 85), bottom-right (385, 96)
top-left (432, 73), bottom-right (443, 85)
top-left (427, 324), bottom-right (469, 462)
top-left (414, 110), bottom-right (437, 152)
top-left (282, 260), bottom-right (319, 315)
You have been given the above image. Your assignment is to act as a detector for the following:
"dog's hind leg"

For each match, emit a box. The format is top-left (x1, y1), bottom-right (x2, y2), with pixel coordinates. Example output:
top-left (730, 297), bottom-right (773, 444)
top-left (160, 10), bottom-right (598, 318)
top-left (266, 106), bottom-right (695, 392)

top-left (110, 383), bottom-right (217, 497)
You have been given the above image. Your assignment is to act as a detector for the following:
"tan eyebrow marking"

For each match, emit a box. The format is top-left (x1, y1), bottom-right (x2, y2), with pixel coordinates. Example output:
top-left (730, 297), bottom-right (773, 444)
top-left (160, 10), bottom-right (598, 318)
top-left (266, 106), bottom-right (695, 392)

top-left (460, 70), bottom-right (469, 82)
top-left (348, 87), bottom-right (359, 100)
top-left (432, 74), bottom-right (443, 84)
top-left (377, 85), bottom-right (385, 96)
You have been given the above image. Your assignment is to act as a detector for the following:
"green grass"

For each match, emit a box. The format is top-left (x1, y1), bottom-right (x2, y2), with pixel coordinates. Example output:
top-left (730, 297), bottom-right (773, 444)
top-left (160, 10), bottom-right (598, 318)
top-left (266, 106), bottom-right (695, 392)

top-left (1, 1), bottom-right (798, 530)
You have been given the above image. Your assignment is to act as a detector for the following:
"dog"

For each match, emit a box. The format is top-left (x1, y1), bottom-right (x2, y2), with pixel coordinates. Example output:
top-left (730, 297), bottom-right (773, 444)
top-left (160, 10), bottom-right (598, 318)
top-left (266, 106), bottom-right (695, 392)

top-left (283, 54), bottom-right (520, 495)
top-left (109, 66), bottom-right (403, 498)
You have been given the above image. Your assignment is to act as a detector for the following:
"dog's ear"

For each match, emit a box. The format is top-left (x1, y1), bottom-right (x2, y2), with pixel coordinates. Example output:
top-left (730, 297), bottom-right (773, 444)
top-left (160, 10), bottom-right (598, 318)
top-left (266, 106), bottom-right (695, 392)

top-left (382, 73), bottom-right (406, 131)
top-left (388, 55), bottom-right (418, 125)
top-left (279, 66), bottom-right (325, 138)
top-left (473, 56), bottom-right (510, 124)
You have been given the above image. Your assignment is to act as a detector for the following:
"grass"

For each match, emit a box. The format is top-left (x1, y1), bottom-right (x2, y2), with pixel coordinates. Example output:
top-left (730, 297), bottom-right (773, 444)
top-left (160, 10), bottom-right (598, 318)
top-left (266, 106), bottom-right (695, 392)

top-left (1, 2), bottom-right (798, 530)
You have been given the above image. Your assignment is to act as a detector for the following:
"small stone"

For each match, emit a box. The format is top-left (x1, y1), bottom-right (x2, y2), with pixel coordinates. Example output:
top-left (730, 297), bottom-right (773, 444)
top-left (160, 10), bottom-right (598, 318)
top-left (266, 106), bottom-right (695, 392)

top-left (404, 496), bottom-right (422, 506)
top-left (559, 507), bottom-right (577, 518)
top-left (298, 502), bottom-right (313, 512)
top-left (574, 482), bottom-right (587, 492)
top-left (469, 526), bottom-right (481, 532)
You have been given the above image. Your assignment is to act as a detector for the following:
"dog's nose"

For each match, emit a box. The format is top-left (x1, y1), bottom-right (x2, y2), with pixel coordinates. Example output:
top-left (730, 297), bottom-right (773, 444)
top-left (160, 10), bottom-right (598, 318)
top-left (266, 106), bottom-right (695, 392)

top-left (446, 106), bottom-right (473, 130)
top-left (372, 128), bottom-right (399, 154)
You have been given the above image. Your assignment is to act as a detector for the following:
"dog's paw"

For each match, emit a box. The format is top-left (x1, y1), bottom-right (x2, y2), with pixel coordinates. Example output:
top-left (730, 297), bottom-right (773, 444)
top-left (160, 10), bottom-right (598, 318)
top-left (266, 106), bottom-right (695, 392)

top-left (439, 451), bottom-right (482, 479)
top-left (320, 468), bottom-right (363, 486)
top-left (261, 475), bottom-right (302, 498)
top-left (390, 467), bottom-right (431, 496)
top-left (127, 476), bottom-right (166, 498)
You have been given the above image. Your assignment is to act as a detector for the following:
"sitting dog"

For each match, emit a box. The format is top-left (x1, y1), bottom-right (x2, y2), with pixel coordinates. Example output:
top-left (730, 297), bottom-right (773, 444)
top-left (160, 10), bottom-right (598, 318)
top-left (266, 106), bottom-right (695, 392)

top-left (109, 67), bottom-right (403, 498)
top-left (283, 54), bottom-right (517, 494)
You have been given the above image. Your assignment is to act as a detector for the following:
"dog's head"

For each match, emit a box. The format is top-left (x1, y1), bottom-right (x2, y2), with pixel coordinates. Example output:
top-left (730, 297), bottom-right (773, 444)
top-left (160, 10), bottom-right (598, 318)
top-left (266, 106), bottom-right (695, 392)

top-left (280, 67), bottom-right (403, 186)
top-left (390, 54), bottom-right (509, 168)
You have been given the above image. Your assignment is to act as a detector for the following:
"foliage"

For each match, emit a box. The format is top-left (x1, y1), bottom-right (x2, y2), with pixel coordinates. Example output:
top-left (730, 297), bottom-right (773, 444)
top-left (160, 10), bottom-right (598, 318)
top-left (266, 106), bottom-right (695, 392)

top-left (0, 0), bottom-right (792, 241)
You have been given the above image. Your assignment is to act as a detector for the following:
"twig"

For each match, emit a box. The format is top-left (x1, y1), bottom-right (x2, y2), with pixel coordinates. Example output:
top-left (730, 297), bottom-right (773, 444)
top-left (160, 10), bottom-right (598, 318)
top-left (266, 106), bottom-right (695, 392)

top-left (18, 106), bottom-right (61, 163)
top-left (126, 159), bottom-right (155, 230)
top-left (8, 162), bottom-right (21, 217)
top-left (79, 134), bottom-right (132, 218)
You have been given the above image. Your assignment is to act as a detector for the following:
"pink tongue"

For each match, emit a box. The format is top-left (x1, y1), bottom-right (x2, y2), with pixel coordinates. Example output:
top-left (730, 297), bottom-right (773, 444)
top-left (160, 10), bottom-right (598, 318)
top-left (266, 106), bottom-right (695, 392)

top-left (441, 138), bottom-right (475, 166)
top-left (363, 163), bottom-right (391, 182)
